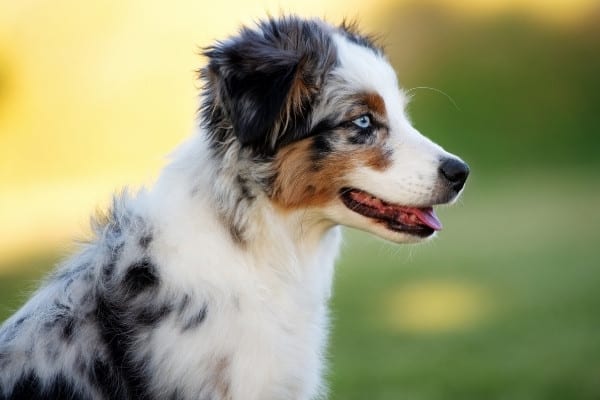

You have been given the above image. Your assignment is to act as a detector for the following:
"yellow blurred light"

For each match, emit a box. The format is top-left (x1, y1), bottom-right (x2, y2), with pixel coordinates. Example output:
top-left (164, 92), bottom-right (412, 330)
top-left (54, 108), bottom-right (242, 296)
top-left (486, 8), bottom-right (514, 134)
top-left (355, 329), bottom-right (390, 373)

top-left (435, 0), bottom-right (597, 24)
top-left (382, 280), bottom-right (490, 333)
top-left (0, 0), bottom-right (596, 262)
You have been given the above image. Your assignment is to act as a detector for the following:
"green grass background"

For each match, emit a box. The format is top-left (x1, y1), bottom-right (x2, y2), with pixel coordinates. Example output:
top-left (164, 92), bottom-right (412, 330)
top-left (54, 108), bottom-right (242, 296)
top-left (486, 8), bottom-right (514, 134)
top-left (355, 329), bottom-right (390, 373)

top-left (329, 173), bottom-right (600, 400)
top-left (1, 3), bottom-right (600, 399)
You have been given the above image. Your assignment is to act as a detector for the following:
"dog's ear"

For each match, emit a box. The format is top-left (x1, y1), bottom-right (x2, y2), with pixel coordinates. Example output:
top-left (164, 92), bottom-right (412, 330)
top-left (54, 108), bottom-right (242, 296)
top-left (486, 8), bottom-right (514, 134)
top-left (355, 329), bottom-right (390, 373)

top-left (203, 18), bottom-right (335, 154)
top-left (204, 37), bottom-right (300, 148)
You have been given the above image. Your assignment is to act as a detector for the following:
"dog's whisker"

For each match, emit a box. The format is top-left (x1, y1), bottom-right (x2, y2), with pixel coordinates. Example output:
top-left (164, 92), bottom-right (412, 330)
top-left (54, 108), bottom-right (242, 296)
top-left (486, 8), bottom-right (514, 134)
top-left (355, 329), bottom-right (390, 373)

top-left (406, 86), bottom-right (461, 111)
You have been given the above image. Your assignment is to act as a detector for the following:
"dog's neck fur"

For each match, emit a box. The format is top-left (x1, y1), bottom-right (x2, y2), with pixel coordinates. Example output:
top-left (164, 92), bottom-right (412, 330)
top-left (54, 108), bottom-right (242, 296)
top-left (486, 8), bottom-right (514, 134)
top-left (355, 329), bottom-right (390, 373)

top-left (149, 128), bottom-right (340, 290)
top-left (145, 133), bottom-right (339, 399)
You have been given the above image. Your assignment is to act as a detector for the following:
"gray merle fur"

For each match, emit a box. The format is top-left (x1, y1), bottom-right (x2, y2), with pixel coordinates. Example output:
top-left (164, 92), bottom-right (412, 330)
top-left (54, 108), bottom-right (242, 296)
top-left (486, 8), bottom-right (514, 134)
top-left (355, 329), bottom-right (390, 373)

top-left (0, 195), bottom-right (197, 399)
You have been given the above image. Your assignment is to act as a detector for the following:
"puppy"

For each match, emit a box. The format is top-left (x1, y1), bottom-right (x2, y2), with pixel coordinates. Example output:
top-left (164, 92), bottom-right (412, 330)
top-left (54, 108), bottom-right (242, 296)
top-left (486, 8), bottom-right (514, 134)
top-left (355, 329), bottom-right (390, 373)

top-left (0, 16), bottom-right (468, 400)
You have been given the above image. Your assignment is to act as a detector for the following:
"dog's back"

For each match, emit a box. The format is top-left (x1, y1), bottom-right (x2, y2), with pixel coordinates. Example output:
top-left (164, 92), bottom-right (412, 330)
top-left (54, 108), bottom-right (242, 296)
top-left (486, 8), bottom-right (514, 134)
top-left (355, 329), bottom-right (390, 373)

top-left (0, 195), bottom-right (160, 399)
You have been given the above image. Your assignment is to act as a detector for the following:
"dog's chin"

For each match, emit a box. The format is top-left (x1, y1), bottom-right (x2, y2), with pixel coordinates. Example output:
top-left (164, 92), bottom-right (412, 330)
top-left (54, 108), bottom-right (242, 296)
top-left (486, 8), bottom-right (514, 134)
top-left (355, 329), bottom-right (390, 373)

top-left (351, 219), bottom-right (437, 244)
top-left (331, 187), bottom-right (444, 244)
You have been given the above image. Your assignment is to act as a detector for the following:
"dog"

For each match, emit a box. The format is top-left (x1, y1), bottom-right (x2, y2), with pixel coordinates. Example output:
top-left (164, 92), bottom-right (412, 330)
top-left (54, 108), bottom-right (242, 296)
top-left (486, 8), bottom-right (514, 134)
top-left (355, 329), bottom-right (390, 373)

top-left (0, 16), bottom-right (468, 400)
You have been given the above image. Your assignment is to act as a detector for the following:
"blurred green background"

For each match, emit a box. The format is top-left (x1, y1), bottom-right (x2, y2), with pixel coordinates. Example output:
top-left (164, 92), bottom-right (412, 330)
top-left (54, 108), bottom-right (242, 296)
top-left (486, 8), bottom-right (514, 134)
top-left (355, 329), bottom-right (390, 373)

top-left (1, 1), bottom-right (599, 399)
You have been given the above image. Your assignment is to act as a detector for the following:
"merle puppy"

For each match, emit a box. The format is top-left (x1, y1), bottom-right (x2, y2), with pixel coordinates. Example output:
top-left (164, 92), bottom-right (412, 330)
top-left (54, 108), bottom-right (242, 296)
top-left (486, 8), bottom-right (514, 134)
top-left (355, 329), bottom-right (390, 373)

top-left (0, 16), bottom-right (468, 400)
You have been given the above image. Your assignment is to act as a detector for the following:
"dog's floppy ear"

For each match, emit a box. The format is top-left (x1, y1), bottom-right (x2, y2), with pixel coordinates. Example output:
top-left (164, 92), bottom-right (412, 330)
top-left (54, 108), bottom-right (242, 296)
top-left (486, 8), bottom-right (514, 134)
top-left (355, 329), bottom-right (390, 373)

top-left (204, 37), bottom-right (300, 148)
top-left (203, 18), bottom-right (335, 154)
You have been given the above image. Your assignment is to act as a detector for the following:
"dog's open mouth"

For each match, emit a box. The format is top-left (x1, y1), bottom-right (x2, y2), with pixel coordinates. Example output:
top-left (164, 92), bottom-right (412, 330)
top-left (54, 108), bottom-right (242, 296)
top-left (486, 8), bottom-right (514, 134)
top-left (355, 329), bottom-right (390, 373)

top-left (340, 188), bottom-right (442, 237)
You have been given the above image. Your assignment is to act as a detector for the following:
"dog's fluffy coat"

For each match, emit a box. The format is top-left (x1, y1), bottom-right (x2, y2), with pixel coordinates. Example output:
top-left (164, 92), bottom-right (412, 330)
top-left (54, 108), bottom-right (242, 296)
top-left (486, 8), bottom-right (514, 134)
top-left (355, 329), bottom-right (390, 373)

top-left (0, 17), bottom-right (468, 400)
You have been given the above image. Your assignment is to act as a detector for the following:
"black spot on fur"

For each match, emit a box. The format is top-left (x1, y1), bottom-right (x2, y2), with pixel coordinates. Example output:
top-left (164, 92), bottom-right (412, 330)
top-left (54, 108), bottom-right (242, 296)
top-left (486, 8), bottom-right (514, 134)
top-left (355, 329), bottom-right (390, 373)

top-left (0, 350), bottom-right (10, 369)
top-left (62, 316), bottom-right (75, 342)
top-left (43, 317), bottom-right (61, 330)
top-left (123, 258), bottom-right (159, 295)
top-left (89, 357), bottom-right (111, 391)
top-left (54, 301), bottom-right (70, 311)
top-left (0, 372), bottom-right (86, 400)
top-left (139, 233), bottom-right (153, 249)
top-left (41, 310), bottom-right (76, 344)
top-left (313, 133), bottom-right (332, 157)
top-left (236, 175), bottom-right (255, 201)
top-left (102, 261), bottom-right (115, 282)
top-left (95, 295), bottom-right (153, 400)
top-left (228, 224), bottom-right (245, 245)
top-left (177, 294), bottom-right (190, 315)
top-left (310, 119), bottom-right (337, 161)
top-left (182, 304), bottom-right (208, 332)
top-left (87, 356), bottom-right (129, 399)
top-left (136, 303), bottom-right (172, 327)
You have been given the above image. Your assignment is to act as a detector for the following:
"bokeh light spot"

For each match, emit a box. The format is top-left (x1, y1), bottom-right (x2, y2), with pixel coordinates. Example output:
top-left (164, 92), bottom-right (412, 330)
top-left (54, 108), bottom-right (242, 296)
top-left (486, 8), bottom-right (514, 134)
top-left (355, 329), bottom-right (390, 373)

top-left (381, 280), bottom-right (490, 334)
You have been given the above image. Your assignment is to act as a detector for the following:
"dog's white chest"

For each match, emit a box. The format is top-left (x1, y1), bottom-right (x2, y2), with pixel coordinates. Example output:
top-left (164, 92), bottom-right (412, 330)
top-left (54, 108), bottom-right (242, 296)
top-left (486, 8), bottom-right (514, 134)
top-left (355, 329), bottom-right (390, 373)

top-left (150, 221), bottom-right (341, 400)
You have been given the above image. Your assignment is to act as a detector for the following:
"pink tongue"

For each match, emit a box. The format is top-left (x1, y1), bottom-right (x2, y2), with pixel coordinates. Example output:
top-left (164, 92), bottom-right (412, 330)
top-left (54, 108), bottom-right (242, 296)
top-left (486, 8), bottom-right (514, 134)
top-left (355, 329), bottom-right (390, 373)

top-left (411, 207), bottom-right (443, 231)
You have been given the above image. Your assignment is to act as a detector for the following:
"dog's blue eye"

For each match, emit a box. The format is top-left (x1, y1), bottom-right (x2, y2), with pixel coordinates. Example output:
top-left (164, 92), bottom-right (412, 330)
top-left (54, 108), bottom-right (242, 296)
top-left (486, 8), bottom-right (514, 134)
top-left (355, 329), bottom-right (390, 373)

top-left (352, 115), bottom-right (371, 129)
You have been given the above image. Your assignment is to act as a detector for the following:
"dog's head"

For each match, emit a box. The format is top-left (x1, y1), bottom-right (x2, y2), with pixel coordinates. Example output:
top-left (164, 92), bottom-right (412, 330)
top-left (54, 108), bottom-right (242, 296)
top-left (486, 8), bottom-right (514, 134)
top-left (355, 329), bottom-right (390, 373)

top-left (202, 17), bottom-right (469, 244)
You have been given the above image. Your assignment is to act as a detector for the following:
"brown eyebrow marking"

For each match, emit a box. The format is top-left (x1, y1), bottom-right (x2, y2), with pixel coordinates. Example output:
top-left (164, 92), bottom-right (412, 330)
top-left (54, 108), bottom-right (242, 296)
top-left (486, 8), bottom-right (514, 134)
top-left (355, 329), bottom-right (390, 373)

top-left (362, 92), bottom-right (386, 116)
top-left (340, 92), bottom-right (388, 122)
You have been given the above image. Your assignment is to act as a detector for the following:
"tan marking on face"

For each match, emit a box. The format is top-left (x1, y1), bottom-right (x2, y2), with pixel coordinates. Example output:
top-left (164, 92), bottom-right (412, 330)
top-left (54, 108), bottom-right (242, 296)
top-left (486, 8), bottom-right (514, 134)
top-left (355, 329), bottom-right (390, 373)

top-left (362, 146), bottom-right (392, 171)
top-left (363, 92), bottom-right (387, 116)
top-left (271, 137), bottom-right (392, 210)
top-left (271, 140), bottom-right (343, 209)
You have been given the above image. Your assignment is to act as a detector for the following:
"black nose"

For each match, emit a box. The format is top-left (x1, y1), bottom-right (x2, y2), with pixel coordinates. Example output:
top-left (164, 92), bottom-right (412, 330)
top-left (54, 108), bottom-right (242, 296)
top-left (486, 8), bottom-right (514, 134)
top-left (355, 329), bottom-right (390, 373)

top-left (439, 158), bottom-right (470, 192)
